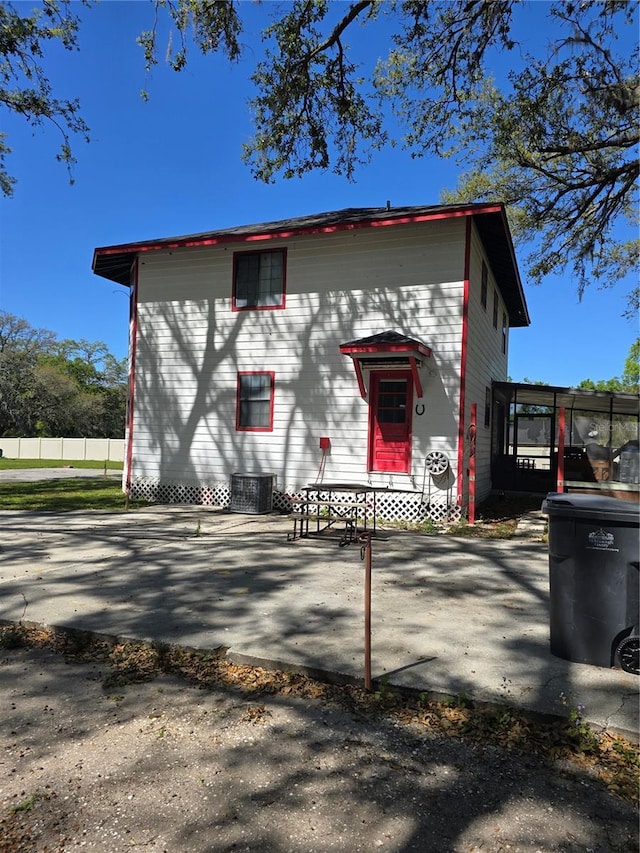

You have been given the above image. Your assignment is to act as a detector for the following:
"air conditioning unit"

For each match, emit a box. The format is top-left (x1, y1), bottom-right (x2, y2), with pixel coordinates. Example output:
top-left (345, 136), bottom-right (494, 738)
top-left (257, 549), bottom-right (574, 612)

top-left (229, 473), bottom-right (274, 514)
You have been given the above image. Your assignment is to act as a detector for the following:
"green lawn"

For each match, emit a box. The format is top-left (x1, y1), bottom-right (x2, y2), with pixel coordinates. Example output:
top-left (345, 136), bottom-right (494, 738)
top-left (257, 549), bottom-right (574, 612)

top-left (0, 458), bottom-right (123, 471)
top-left (0, 478), bottom-right (154, 512)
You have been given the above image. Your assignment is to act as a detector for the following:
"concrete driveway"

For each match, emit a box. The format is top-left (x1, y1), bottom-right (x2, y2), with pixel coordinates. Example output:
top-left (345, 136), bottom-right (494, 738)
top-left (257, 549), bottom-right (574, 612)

top-left (0, 504), bottom-right (637, 740)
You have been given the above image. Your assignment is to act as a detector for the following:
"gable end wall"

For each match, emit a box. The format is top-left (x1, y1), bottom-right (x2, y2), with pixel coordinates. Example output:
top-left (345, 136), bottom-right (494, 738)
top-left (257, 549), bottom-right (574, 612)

top-left (127, 217), bottom-right (507, 515)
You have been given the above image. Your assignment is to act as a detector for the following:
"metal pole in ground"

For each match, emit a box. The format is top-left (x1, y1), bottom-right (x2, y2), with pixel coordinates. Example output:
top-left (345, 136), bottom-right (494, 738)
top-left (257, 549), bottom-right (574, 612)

top-left (359, 532), bottom-right (373, 691)
top-left (468, 403), bottom-right (477, 524)
top-left (557, 406), bottom-right (566, 492)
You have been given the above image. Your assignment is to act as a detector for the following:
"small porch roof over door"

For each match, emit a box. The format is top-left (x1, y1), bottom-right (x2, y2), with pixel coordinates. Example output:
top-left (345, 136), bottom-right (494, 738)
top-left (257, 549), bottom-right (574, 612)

top-left (339, 330), bottom-right (432, 399)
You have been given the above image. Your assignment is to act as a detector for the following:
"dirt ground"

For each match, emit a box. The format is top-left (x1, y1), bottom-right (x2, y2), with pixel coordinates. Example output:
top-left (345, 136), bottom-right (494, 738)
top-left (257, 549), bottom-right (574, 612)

top-left (1, 638), bottom-right (638, 853)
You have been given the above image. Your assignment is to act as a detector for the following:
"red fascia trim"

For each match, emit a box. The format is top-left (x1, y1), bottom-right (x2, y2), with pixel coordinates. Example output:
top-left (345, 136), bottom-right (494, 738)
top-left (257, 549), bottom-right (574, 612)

top-left (339, 343), bottom-right (432, 358)
top-left (235, 371), bottom-right (275, 432)
top-left (353, 360), bottom-right (367, 400)
top-left (457, 217), bottom-right (472, 505)
top-left (93, 204), bottom-right (505, 260)
top-left (409, 356), bottom-right (423, 398)
top-left (125, 260), bottom-right (138, 494)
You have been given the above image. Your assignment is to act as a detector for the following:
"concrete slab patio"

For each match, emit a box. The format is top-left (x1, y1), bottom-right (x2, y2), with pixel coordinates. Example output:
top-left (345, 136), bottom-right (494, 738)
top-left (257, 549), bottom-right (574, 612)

top-left (0, 505), bottom-right (637, 740)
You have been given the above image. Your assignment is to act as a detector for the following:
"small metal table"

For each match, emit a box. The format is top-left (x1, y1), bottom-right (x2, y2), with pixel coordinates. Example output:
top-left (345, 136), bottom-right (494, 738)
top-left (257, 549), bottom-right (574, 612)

top-left (288, 483), bottom-right (377, 542)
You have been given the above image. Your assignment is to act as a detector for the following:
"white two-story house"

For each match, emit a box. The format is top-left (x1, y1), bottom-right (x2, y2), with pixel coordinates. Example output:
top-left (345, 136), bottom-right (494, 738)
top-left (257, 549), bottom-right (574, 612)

top-left (92, 203), bottom-right (529, 521)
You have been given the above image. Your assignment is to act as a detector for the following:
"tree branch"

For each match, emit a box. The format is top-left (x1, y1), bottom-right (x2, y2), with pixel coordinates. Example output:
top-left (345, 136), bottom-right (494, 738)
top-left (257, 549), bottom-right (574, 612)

top-left (303, 0), bottom-right (374, 63)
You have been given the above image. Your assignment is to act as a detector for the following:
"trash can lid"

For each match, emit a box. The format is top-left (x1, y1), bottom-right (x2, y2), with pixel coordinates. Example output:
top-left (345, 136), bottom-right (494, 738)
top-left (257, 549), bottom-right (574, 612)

top-left (542, 492), bottom-right (640, 523)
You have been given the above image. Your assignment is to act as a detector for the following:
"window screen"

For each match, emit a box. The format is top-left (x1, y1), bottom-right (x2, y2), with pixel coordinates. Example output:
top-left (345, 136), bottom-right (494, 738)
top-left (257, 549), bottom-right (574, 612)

top-left (234, 250), bottom-right (285, 309)
top-left (236, 372), bottom-right (274, 430)
top-left (481, 261), bottom-right (488, 309)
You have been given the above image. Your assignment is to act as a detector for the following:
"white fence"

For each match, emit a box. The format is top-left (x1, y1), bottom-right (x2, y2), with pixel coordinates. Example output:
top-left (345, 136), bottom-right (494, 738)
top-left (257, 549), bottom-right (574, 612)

top-left (0, 437), bottom-right (125, 462)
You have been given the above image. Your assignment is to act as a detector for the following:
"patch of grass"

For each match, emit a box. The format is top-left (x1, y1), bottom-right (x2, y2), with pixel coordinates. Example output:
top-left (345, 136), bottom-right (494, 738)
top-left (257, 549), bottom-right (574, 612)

top-left (0, 478), bottom-right (152, 512)
top-left (447, 518), bottom-right (520, 539)
top-left (0, 456), bottom-right (122, 471)
top-left (380, 494), bottom-right (543, 539)
top-left (8, 790), bottom-right (52, 815)
top-left (446, 493), bottom-right (544, 539)
top-left (0, 457), bottom-right (123, 470)
top-left (378, 518), bottom-right (439, 534)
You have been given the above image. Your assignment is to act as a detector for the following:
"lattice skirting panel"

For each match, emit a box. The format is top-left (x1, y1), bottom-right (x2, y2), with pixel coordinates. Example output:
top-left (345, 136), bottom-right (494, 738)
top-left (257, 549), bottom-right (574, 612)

top-left (128, 478), bottom-right (463, 524)
top-left (128, 478), bottom-right (228, 507)
top-left (373, 491), bottom-right (462, 524)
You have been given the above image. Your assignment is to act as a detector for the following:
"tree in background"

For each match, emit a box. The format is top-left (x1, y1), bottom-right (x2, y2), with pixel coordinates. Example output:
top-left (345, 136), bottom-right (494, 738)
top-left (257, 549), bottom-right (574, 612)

top-left (1, 1), bottom-right (638, 312)
top-left (0, 0), bottom-right (90, 197)
top-left (577, 338), bottom-right (640, 394)
top-left (0, 311), bottom-right (127, 437)
top-left (0, 312), bottom-right (55, 435)
top-left (514, 338), bottom-right (639, 395)
top-left (621, 339), bottom-right (640, 391)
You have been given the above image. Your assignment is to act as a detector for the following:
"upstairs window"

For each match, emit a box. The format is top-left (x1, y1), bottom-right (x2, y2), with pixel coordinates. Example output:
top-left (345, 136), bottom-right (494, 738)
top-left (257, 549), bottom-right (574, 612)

top-left (236, 372), bottom-right (275, 431)
top-left (492, 289), bottom-right (499, 328)
top-left (233, 249), bottom-right (286, 310)
top-left (481, 261), bottom-right (488, 309)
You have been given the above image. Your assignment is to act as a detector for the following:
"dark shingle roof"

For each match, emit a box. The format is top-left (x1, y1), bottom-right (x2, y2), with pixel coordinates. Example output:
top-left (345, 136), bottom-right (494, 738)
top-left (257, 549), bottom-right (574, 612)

top-left (340, 330), bottom-right (431, 350)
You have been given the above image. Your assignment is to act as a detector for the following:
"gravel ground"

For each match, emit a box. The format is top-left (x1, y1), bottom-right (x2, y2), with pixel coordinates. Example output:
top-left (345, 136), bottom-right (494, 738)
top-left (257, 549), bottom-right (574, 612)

top-left (1, 645), bottom-right (637, 853)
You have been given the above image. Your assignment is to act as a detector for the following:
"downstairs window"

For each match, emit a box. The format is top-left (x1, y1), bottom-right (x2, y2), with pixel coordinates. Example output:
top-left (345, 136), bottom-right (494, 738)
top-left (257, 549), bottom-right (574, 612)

top-left (236, 372), bottom-right (275, 431)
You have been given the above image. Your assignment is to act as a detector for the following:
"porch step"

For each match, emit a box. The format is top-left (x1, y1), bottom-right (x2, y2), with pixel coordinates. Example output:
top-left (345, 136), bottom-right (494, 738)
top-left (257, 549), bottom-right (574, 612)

top-left (514, 511), bottom-right (547, 540)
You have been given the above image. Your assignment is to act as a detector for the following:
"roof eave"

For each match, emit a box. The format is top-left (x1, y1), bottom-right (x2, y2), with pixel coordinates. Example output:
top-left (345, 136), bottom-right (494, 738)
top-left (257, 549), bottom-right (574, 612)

top-left (472, 208), bottom-right (530, 328)
top-left (92, 203), bottom-right (511, 283)
top-left (339, 343), bottom-right (433, 358)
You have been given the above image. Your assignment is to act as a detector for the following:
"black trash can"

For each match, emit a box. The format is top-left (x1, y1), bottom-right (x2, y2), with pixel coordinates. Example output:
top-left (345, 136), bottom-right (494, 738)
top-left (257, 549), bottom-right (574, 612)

top-left (542, 493), bottom-right (639, 670)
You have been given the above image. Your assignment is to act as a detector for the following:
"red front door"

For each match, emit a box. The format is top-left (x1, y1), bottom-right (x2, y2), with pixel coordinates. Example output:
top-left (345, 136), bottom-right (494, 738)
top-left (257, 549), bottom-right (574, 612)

top-left (368, 371), bottom-right (413, 473)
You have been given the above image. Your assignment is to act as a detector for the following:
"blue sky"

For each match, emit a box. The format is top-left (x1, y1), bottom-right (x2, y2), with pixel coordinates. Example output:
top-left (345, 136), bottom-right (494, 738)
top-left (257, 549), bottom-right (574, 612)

top-left (0, 0), bottom-right (637, 386)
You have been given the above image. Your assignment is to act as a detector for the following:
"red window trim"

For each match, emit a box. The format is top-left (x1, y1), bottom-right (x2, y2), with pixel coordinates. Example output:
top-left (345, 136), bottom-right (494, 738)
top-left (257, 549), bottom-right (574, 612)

top-left (235, 371), bottom-right (275, 432)
top-left (232, 248), bottom-right (287, 312)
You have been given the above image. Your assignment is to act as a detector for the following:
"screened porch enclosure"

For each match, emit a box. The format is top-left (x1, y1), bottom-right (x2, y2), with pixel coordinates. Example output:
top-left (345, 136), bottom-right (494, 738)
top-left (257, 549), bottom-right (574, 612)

top-left (491, 382), bottom-right (640, 501)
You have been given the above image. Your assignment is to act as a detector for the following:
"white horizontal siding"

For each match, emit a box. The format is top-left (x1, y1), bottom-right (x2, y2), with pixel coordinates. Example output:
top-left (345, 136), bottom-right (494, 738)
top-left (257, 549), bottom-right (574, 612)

top-left (131, 219), bottom-right (467, 492)
top-left (463, 224), bottom-right (510, 500)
